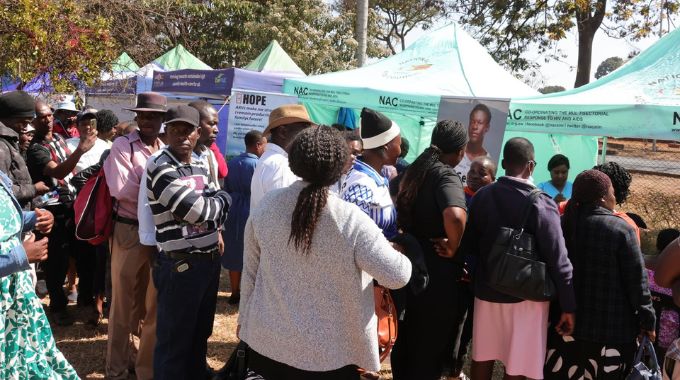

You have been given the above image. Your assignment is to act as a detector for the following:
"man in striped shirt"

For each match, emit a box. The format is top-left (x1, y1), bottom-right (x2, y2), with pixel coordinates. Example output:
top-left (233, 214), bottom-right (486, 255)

top-left (145, 105), bottom-right (230, 379)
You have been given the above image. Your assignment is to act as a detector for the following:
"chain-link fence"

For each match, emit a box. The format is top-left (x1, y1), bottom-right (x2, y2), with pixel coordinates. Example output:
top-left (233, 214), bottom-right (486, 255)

top-left (600, 138), bottom-right (680, 252)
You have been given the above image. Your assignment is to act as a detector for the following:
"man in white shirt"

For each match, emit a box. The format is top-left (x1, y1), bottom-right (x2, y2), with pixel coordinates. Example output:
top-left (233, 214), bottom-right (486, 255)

top-left (250, 104), bottom-right (313, 210)
top-left (65, 109), bottom-right (110, 174)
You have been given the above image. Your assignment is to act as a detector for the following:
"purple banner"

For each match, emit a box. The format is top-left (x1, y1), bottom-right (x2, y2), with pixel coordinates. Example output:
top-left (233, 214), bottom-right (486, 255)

top-left (86, 77), bottom-right (137, 95)
top-left (151, 69), bottom-right (233, 96)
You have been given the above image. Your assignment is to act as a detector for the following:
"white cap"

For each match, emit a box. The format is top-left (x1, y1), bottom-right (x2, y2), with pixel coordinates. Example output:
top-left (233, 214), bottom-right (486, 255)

top-left (55, 101), bottom-right (77, 112)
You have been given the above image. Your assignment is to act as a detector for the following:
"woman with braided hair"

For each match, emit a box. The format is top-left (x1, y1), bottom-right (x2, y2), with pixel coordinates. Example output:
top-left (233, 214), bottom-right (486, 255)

top-left (237, 126), bottom-right (411, 379)
top-left (391, 120), bottom-right (469, 380)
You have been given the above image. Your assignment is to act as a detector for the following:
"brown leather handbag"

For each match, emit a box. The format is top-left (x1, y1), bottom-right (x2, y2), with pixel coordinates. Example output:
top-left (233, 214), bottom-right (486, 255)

top-left (374, 284), bottom-right (397, 362)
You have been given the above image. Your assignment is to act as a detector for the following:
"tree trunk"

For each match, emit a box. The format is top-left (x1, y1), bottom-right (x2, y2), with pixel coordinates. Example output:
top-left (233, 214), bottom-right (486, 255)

top-left (574, 29), bottom-right (594, 87)
top-left (573, 0), bottom-right (607, 88)
top-left (355, 0), bottom-right (369, 66)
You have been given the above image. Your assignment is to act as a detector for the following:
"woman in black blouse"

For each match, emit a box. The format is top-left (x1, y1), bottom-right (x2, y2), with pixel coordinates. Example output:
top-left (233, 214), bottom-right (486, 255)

top-left (391, 120), bottom-right (469, 380)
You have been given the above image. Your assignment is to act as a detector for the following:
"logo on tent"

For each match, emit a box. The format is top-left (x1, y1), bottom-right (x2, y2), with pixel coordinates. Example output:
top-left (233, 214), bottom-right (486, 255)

top-left (215, 73), bottom-right (227, 85)
top-left (382, 58), bottom-right (433, 80)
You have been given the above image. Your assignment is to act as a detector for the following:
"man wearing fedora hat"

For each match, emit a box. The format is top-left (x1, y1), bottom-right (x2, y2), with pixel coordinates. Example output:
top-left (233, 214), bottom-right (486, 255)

top-left (250, 104), bottom-right (313, 209)
top-left (103, 92), bottom-right (167, 380)
top-left (145, 105), bottom-right (230, 379)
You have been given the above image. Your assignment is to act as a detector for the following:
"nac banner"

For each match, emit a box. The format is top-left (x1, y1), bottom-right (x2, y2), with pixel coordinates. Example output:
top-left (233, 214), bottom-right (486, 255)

top-left (226, 89), bottom-right (298, 156)
top-left (437, 96), bottom-right (509, 185)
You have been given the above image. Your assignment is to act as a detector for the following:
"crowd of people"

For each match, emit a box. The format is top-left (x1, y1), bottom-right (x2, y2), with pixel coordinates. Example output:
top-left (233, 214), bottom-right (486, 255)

top-left (0, 88), bottom-right (679, 380)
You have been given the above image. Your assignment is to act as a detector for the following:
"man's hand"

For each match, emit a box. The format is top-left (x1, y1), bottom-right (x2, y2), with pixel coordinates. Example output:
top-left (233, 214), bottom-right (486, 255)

top-left (34, 208), bottom-right (54, 234)
top-left (639, 329), bottom-right (656, 343)
top-left (34, 181), bottom-right (50, 195)
top-left (555, 312), bottom-right (575, 336)
top-left (22, 233), bottom-right (48, 263)
top-left (76, 127), bottom-right (98, 153)
top-left (217, 232), bottom-right (225, 256)
top-left (430, 237), bottom-right (455, 258)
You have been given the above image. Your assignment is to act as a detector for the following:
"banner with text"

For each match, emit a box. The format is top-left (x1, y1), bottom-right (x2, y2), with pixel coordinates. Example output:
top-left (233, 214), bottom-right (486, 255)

top-left (152, 69), bottom-right (232, 97)
top-left (506, 103), bottom-right (680, 140)
top-left (226, 89), bottom-right (299, 156)
top-left (437, 96), bottom-right (509, 185)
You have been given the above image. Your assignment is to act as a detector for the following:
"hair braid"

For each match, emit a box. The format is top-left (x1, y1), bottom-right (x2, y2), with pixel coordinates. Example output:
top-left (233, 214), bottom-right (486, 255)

top-left (593, 161), bottom-right (632, 204)
top-left (288, 126), bottom-right (348, 254)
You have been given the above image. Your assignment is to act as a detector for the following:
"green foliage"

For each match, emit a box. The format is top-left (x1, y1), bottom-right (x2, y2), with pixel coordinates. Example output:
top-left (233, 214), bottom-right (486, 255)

top-left (0, 0), bottom-right (118, 93)
top-left (538, 85), bottom-right (566, 94)
top-left (372, 0), bottom-right (447, 53)
top-left (594, 56), bottom-right (624, 79)
top-left (453, 0), bottom-right (680, 74)
top-left (87, 0), bottom-right (386, 75)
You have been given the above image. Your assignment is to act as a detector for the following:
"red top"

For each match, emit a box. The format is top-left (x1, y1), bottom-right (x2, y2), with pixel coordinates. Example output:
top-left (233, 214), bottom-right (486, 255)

top-left (210, 142), bottom-right (228, 179)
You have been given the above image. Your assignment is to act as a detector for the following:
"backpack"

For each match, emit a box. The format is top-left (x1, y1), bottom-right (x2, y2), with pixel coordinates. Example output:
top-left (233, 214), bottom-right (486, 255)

top-left (73, 166), bottom-right (113, 246)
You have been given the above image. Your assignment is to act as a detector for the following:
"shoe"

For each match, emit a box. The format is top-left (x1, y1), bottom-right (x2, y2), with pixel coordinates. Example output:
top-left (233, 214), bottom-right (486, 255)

top-left (54, 310), bottom-right (74, 326)
top-left (228, 292), bottom-right (240, 305)
top-left (87, 309), bottom-right (103, 327)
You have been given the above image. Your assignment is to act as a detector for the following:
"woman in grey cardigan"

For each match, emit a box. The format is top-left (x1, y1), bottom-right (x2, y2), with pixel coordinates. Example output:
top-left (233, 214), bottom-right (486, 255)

top-left (237, 126), bottom-right (412, 379)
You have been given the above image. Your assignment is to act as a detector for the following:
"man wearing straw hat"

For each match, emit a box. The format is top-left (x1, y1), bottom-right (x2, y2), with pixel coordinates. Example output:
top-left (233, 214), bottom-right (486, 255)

top-left (250, 104), bottom-right (314, 210)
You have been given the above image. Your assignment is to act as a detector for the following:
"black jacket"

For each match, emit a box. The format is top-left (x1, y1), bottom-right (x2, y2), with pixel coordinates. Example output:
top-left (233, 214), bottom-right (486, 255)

top-left (0, 123), bottom-right (35, 208)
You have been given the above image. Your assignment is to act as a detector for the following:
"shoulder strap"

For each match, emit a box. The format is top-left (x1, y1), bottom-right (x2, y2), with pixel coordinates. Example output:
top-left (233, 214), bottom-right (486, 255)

top-left (207, 149), bottom-right (217, 187)
top-left (517, 188), bottom-right (543, 230)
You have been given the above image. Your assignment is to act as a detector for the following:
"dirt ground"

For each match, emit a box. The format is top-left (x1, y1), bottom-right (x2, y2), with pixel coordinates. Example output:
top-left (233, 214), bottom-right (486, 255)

top-left (46, 270), bottom-right (400, 379)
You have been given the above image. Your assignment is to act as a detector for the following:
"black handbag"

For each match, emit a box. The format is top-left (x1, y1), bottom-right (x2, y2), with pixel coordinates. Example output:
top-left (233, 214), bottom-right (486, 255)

top-left (212, 341), bottom-right (249, 380)
top-left (484, 188), bottom-right (556, 301)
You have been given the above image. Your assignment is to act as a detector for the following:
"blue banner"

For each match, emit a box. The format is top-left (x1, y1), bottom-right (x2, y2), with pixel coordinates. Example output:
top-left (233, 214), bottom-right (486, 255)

top-left (151, 69), bottom-right (233, 97)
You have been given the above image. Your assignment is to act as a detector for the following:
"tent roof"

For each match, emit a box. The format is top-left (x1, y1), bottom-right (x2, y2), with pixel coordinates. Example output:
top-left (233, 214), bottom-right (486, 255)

top-left (244, 40), bottom-right (305, 76)
top-left (507, 27), bottom-right (680, 140)
top-left (283, 23), bottom-right (536, 117)
top-left (152, 44), bottom-right (212, 71)
top-left (515, 27), bottom-right (680, 107)
top-left (111, 52), bottom-right (139, 73)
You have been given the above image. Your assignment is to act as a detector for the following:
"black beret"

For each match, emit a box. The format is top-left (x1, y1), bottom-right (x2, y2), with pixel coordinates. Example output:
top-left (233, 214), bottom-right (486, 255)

top-left (0, 91), bottom-right (36, 119)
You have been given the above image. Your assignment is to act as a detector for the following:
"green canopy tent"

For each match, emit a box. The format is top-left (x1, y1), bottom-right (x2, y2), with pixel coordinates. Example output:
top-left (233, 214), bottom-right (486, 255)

top-left (244, 40), bottom-right (305, 76)
top-left (152, 44), bottom-right (212, 71)
top-left (508, 26), bottom-right (680, 141)
top-left (283, 23), bottom-right (599, 183)
top-left (111, 52), bottom-right (140, 73)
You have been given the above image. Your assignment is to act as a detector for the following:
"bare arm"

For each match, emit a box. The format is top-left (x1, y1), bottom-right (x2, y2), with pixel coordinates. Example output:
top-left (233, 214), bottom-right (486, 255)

top-left (432, 206), bottom-right (467, 258)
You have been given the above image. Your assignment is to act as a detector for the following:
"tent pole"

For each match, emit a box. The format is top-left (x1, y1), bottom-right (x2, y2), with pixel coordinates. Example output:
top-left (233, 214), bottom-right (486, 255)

top-left (600, 137), bottom-right (608, 164)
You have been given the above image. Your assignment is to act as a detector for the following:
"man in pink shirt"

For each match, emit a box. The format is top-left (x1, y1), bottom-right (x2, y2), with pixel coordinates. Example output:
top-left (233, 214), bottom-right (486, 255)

top-left (103, 92), bottom-right (166, 380)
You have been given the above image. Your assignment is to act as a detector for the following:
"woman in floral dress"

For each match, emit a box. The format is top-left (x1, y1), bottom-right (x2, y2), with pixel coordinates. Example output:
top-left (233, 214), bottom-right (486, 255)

top-left (0, 170), bottom-right (78, 379)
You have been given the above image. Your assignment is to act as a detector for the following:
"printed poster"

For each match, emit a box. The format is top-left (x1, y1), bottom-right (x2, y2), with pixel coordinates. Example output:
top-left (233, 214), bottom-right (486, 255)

top-left (437, 96), bottom-right (510, 185)
top-left (226, 89), bottom-right (299, 156)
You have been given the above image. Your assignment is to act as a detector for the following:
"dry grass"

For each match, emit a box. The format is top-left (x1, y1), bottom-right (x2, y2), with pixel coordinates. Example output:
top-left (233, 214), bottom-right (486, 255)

top-left (45, 270), bottom-right (239, 379)
top-left (606, 138), bottom-right (680, 161)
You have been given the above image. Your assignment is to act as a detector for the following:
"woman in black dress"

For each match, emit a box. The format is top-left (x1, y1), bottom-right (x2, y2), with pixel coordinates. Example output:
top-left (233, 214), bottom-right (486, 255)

top-left (391, 120), bottom-right (469, 380)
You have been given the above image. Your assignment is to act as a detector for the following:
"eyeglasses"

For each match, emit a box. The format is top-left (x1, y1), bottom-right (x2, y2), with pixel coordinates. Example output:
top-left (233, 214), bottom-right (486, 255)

top-left (527, 160), bottom-right (537, 167)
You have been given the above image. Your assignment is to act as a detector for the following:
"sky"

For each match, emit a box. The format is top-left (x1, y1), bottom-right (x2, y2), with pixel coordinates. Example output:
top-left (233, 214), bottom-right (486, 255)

top-left (403, 18), bottom-right (677, 90)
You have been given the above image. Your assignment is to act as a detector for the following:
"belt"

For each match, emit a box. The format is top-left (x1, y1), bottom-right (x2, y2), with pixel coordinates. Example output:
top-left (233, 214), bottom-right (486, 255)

top-left (113, 214), bottom-right (139, 226)
top-left (164, 248), bottom-right (220, 261)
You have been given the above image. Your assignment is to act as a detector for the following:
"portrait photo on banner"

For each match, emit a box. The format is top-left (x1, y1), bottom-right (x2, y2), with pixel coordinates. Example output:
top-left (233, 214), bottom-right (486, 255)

top-left (436, 96), bottom-right (510, 185)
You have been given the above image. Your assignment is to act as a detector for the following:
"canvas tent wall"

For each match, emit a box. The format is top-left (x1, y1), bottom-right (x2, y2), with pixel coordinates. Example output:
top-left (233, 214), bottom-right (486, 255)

top-left (283, 23), bottom-right (599, 184)
top-left (150, 41), bottom-right (306, 154)
top-left (508, 26), bottom-right (680, 141)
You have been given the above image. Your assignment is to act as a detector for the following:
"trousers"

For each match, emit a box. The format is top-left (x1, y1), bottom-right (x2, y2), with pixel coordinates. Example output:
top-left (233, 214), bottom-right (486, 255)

top-left (105, 222), bottom-right (157, 380)
top-left (153, 251), bottom-right (221, 379)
